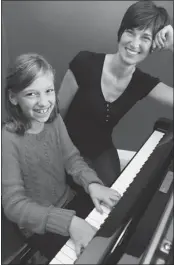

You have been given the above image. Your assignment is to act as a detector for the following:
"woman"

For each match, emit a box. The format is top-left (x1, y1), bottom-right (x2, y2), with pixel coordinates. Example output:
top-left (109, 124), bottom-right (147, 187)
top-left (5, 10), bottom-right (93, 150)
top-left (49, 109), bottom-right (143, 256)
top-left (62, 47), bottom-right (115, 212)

top-left (58, 1), bottom-right (173, 187)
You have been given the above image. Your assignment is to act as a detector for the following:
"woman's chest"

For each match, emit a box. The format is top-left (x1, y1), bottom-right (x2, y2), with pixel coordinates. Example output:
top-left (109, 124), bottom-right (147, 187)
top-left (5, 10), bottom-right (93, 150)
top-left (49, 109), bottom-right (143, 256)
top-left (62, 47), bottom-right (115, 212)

top-left (101, 70), bottom-right (132, 103)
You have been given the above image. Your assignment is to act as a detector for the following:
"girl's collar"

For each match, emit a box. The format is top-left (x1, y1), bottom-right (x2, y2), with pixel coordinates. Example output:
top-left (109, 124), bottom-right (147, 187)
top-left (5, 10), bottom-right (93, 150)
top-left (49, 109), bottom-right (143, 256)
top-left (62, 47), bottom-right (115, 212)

top-left (26, 122), bottom-right (45, 135)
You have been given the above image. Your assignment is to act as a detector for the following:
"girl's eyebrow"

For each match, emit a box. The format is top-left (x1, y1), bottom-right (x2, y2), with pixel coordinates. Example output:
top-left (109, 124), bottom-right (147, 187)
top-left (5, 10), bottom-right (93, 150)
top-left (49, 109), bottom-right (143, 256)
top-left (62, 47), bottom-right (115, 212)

top-left (22, 85), bottom-right (54, 94)
top-left (22, 89), bottom-right (37, 94)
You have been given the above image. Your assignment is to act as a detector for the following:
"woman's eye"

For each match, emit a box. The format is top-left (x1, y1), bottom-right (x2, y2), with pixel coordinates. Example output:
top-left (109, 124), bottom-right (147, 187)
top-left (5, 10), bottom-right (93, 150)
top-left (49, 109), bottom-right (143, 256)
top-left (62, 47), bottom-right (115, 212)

top-left (143, 37), bottom-right (151, 42)
top-left (126, 29), bottom-right (133, 34)
top-left (26, 92), bottom-right (36, 97)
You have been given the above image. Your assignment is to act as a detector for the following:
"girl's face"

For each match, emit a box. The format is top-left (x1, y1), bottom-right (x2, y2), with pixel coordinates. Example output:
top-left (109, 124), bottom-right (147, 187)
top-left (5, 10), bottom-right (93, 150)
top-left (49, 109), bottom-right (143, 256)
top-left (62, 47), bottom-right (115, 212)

top-left (118, 27), bottom-right (153, 65)
top-left (12, 72), bottom-right (56, 125)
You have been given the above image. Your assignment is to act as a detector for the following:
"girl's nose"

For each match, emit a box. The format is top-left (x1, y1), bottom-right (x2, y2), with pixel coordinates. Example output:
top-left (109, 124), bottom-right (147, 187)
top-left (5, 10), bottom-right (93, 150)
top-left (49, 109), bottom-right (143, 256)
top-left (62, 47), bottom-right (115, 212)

top-left (38, 95), bottom-right (48, 106)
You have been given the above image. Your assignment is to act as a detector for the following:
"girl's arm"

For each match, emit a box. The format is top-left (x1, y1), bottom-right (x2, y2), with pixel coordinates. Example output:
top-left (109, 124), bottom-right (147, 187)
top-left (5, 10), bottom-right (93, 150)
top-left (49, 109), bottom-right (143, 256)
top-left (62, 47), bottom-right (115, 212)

top-left (58, 69), bottom-right (79, 119)
top-left (2, 130), bottom-right (76, 236)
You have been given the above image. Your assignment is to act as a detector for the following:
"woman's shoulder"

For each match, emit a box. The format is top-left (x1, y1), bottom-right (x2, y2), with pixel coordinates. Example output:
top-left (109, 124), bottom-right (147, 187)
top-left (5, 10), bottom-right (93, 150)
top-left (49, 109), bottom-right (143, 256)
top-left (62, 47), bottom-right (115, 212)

top-left (135, 67), bottom-right (160, 82)
top-left (133, 68), bottom-right (160, 99)
top-left (71, 50), bottom-right (105, 65)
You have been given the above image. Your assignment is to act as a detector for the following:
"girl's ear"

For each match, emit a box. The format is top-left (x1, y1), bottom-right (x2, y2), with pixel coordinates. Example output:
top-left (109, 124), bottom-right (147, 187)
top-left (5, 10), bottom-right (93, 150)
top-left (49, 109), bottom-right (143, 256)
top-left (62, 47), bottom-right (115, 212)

top-left (9, 91), bottom-right (18, 106)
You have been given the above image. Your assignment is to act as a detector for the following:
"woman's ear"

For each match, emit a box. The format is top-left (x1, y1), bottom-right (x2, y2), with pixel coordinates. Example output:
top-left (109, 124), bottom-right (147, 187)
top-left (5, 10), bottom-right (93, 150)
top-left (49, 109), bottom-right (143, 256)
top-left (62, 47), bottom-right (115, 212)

top-left (9, 91), bottom-right (18, 106)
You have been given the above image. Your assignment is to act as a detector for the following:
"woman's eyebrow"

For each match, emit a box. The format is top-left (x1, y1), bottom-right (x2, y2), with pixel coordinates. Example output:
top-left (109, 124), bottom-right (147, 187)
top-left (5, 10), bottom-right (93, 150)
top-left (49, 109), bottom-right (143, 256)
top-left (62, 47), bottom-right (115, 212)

top-left (143, 33), bottom-right (152, 38)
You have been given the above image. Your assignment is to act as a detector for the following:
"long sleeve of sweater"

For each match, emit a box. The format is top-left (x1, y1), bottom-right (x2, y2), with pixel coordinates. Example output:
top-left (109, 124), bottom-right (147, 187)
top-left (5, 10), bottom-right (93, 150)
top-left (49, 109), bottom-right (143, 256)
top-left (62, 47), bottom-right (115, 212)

top-left (2, 128), bottom-right (75, 236)
top-left (57, 115), bottom-right (104, 192)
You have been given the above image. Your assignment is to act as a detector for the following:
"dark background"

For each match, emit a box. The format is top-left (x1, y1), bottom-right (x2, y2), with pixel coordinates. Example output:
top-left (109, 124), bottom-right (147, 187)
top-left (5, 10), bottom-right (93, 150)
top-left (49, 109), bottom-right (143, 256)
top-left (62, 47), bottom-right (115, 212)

top-left (2, 1), bottom-right (173, 151)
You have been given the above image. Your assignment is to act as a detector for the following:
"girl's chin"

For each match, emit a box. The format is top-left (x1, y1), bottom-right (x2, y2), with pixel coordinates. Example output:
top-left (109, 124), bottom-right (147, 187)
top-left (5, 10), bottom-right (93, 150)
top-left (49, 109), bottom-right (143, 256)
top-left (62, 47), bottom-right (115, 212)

top-left (31, 115), bottom-right (50, 123)
top-left (36, 117), bottom-right (50, 123)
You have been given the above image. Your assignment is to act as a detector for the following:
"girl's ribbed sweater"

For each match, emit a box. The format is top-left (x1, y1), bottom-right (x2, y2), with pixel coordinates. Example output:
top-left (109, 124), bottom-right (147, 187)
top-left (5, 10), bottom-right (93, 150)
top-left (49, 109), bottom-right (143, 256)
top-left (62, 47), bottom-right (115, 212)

top-left (2, 115), bottom-right (103, 236)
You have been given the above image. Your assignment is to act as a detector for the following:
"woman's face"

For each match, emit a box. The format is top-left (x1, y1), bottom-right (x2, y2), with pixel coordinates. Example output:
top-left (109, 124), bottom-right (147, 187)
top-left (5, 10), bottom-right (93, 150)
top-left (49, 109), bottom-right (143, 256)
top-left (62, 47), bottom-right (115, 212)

top-left (118, 27), bottom-right (153, 65)
top-left (11, 72), bottom-right (56, 125)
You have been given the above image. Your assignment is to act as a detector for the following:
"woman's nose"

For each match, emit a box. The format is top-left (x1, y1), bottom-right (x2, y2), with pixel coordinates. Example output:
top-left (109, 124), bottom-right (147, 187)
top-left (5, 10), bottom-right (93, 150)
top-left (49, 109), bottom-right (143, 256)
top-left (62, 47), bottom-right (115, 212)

top-left (130, 37), bottom-right (141, 49)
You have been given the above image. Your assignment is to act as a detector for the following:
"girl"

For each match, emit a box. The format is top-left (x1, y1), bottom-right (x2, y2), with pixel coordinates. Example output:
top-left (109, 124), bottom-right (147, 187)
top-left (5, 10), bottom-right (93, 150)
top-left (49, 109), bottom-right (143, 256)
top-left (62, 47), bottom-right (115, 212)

top-left (58, 1), bottom-right (173, 187)
top-left (2, 53), bottom-right (120, 260)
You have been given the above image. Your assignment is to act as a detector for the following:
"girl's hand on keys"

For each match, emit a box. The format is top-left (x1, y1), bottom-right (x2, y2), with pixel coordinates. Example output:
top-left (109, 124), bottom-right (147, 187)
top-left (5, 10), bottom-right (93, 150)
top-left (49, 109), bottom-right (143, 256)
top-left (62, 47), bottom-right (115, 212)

top-left (88, 183), bottom-right (121, 213)
top-left (69, 216), bottom-right (97, 257)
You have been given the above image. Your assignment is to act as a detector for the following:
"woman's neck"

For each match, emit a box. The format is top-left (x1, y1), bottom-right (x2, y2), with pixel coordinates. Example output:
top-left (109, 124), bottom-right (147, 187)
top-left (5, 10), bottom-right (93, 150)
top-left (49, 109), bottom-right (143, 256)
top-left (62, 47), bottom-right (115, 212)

top-left (110, 53), bottom-right (136, 79)
top-left (27, 121), bottom-right (44, 134)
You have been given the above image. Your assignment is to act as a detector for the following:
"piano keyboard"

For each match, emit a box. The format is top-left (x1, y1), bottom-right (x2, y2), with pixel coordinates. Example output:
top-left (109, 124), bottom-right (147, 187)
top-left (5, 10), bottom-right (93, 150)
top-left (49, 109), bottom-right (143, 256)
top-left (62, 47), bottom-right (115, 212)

top-left (49, 130), bottom-right (164, 264)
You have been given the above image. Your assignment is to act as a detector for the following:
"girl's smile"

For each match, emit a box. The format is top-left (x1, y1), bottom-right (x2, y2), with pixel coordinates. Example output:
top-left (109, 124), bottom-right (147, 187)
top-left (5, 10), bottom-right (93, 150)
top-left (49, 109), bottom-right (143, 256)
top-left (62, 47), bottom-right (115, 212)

top-left (10, 72), bottom-right (56, 128)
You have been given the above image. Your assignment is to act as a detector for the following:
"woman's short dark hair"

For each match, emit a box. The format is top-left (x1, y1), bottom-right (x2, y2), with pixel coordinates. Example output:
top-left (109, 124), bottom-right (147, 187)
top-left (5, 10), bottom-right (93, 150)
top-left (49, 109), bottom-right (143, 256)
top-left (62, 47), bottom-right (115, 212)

top-left (117, 1), bottom-right (171, 42)
top-left (5, 53), bottom-right (59, 135)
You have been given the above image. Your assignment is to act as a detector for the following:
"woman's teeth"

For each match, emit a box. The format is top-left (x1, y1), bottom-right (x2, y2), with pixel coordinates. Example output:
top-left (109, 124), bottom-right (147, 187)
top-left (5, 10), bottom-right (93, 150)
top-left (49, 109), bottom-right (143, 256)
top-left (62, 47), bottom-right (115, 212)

top-left (126, 48), bottom-right (138, 55)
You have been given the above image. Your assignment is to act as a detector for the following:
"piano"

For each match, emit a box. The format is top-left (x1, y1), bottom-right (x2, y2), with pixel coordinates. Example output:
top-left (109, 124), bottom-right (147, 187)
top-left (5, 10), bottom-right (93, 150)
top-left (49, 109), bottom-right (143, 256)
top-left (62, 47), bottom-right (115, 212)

top-left (49, 118), bottom-right (173, 265)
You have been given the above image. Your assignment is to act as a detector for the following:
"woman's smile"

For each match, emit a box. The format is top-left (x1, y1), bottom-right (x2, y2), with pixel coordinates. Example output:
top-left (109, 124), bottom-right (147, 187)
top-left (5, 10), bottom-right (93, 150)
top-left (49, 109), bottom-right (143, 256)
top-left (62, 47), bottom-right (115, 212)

top-left (125, 47), bottom-right (140, 56)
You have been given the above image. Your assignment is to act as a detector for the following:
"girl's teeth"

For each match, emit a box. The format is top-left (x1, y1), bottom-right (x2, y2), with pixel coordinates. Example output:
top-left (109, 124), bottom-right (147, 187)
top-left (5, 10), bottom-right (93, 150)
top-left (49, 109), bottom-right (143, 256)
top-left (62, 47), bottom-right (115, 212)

top-left (36, 108), bottom-right (49, 114)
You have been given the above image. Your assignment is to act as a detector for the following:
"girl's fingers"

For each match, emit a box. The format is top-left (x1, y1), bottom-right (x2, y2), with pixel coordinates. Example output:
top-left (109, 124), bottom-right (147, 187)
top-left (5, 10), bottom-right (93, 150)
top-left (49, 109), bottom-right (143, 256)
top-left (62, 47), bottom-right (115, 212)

top-left (92, 197), bottom-right (103, 213)
top-left (110, 192), bottom-right (121, 199)
top-left (75, 243), bottom-right (83, 257)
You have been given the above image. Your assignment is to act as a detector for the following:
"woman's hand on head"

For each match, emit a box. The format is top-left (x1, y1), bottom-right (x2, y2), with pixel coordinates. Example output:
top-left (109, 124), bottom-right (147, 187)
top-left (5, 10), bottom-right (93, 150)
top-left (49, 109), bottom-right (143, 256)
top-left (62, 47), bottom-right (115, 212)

top-left (88, 183), bottom-right (121, 213)
top-left (152, 25), bottom-right (173, 52)
top-left (69, 216), bottom-right (97, 257)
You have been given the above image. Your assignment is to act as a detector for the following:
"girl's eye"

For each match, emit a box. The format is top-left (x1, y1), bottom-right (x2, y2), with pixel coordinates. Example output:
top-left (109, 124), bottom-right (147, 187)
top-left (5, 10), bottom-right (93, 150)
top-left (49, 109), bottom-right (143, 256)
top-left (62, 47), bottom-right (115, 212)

top-left (46, 88), bottom-right (54, 93)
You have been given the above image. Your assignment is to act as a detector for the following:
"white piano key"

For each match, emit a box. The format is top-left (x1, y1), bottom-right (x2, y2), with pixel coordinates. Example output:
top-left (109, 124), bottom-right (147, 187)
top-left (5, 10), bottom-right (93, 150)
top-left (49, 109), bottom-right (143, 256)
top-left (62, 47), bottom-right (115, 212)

top-left (100, 204), bottom-right (111, 215)
top-left (61, 245), bottom-right (77, 261)
top-left (49, 257), bottom-right (64, 264)
top-left (86, 216), bottom-right (101, 229)
top-left (87, 209), bottom-right (108, 224)
top-left (66, 239), bottom-right (75, 251)
top-left (111, 131), bottom-right (164, 194)
top-left (55, 251), bottom-right (74, 264)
